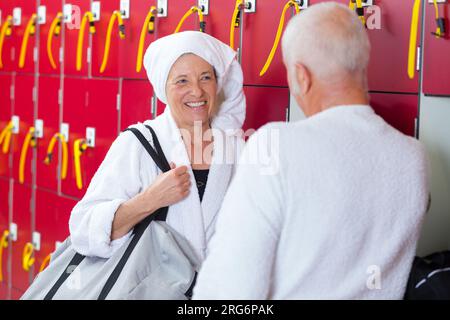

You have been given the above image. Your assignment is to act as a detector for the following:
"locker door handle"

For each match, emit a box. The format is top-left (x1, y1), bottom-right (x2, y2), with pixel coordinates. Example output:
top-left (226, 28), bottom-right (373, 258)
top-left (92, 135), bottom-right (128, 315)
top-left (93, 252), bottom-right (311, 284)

top-left (0, 230), bottom-right (9, 282)
top-left (19, 127), bottom-right (37, 184)
top-left (76, 12), bottom-right (96, 71)
top-left (100, 10), bottom-right (126, 73)
top-left (136, 6), bottom-right (158, 73)
top-left (44, 133), bottom-right (68, 180)
top-left (39, 253), bottom-right (52, 273)
top-left (230, 0), bottom-right (243, 50)
top-left (408, 0), bottom-right (421, 79)
top-left (259, 1), bottom-right (301, 77)
top-left (174, 6), bottom-right (205, 34)
top-left (47, 12), bottom-right (63, 69)
top-left (348, 0), bottom-right (366, 26)
top-left (0, 121), bottom-right (14, 154)
top-left (22, 242), bottom-right (35, 272)
top-left (74, 138), bottom-right (88, 190)
top-left (18, 13), bottom-right (37, 69)
top-left (431, 0), bottom-right (445, 38)
top-left (0, 15), bottom-right (13, 69)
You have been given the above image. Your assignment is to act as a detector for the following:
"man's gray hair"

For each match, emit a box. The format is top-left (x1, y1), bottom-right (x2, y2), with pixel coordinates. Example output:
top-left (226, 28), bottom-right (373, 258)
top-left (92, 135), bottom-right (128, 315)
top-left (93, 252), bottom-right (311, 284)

top-left (281, 2), bottom-right (371, 82)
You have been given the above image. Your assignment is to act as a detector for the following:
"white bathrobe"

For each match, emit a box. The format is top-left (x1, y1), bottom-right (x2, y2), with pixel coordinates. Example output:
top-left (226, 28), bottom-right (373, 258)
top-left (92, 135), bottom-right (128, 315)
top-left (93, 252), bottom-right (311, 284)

top-left (69, 108), bottom-right (244, 260)
top-left (193, 105), bottom-right (430, 299)
top-left (69, 31), bottom-right (246, 261)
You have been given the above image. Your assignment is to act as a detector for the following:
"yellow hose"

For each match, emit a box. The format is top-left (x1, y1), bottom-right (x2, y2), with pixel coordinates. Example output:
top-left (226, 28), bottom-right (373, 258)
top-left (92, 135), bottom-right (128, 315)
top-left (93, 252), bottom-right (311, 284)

top-left (0, 15), bottom-right (13, 69)
top-left (47, 12), bottom-right (63, 70)
top-left (76, 12), bottom-right (96, 71)
top-left (229, 0), bottom-right (243, 50)
top-left (19, 127), bottom-right (36, 184)
top-left (100, 10), bottom-right (126, 73)
top-left (18, 13), bottom-right (37, 69)
top-left (136, 6), bottom-right (157, 73)
top-left (260, 1), bottom-right (300, 77)
top-left (44, 133), bottom-right (68, 180)
top-left (174, 6), bottom-right (205, 34)
top-left (408, 0), bottom-right (421, 79)
top-left (0, 230), bottom-right (9, 282)
top-left (349, 0), bottom-right (366, 26)
top-left (74, 138), bottom-right (88, 190)
top-left (0, 121), bottom-right (13, 154)
top-left (39, 253), bottom-right (52, 273)
top-left (22, 242), bottom-right (35, 272)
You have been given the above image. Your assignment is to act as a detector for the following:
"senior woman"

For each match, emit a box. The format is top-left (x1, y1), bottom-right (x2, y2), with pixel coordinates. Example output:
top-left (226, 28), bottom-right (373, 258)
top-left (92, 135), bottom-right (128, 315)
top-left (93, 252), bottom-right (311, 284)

top-left (68, 31), bottom-right (246, 263)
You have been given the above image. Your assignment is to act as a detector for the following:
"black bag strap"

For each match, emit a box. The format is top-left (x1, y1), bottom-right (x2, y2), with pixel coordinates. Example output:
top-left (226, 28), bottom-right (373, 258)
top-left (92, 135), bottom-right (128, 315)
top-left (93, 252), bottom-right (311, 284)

top-left (44, 125), bottom-right (170, 300)
top-left (98, 125), bottom-right (171, 300)
top-left (43, 252), bottom-right (85, 300)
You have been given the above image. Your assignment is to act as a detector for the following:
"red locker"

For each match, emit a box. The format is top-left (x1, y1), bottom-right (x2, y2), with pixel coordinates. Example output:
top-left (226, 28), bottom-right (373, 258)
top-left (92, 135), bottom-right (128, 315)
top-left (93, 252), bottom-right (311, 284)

top-left (10, 182), bottom-right (32, 294)
top-left (423, 1), bottom-right (450, 96)
top-left (36, 76), bottom-right (61, 192)
top-left (242, 86), bottom-right (290, 133)
top-left (34, 190), bottom-right (74, 280)
top-left (63, 0), bottom-right (91, 76)
top-left (240, 1), bottom-right (295, 86)
top-left (0, 1), bottom-right (16, 72)
top-left (38, 0), bottom-right (64, 75)
top-left (0, 74), bottom-right (13, 179)
top-left (11, 74), bottom-right (35, 186)
top-left (370, 93), bottom-right (419, 137)
top-left (91, 0), bottom-right (122, 78)
top-left (0, 178), bottom-right (10, 300)
top-left (12, 0), bottom-right (38, 74)
top-left (61, 77), bottom-right (119, 199)
top-left (120, 79), bottom-right (162, 131)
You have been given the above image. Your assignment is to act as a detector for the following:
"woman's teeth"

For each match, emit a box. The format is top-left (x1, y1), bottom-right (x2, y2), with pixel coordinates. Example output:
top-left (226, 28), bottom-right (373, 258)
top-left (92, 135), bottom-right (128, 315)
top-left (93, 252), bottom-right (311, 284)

top-left (185, 101), bottom-right (207, 108)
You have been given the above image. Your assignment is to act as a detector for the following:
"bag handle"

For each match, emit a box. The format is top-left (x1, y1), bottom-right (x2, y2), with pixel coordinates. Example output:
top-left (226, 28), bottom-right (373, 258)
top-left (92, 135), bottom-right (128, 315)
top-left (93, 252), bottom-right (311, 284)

top-left (44, 125), bottom-right (169, 300)
top-left (98, 125), bottom-right (171, 300)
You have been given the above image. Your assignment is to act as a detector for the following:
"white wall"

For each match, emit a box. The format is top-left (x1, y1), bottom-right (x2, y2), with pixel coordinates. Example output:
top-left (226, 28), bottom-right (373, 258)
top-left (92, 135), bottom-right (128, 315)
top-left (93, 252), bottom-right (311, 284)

top-left (416, 94), bottom-right (450, 256)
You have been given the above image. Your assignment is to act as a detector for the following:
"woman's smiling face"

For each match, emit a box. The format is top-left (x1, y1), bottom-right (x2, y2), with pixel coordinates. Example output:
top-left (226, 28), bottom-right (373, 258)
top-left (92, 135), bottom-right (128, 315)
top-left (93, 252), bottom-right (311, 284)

top-left (165, 53), bottom-right (218, 130)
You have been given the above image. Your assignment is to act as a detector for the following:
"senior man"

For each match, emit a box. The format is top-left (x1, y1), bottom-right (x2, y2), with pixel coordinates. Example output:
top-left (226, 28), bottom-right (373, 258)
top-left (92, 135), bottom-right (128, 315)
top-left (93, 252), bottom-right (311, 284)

top-left (193, 2), bottom-right (429, 299)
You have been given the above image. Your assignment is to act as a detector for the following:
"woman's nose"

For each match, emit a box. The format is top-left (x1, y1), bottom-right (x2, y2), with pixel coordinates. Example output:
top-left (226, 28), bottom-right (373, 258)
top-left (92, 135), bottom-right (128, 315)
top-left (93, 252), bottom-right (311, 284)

top-left (190, 82), bottom-right (204, 98)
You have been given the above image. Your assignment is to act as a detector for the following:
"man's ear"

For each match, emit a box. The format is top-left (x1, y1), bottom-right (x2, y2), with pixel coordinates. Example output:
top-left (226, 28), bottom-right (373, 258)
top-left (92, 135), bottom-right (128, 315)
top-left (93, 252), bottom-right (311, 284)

top-left (295, 63), bottom-right (312, 95)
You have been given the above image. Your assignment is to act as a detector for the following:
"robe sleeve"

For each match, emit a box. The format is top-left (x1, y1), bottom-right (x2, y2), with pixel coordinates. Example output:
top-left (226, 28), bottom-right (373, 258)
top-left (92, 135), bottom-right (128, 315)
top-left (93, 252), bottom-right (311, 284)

top-left (69, 131), bottom-right (145, 258)
top-left (193, 125), bottom-right (285, 299)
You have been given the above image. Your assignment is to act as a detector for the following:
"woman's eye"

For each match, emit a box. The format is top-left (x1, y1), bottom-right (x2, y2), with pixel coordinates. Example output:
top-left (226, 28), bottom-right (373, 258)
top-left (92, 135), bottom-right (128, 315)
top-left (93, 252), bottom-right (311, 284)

top-left (201, 75), bottom-right (212, 81)
top-left (176, 79), bottom-right (187, 84)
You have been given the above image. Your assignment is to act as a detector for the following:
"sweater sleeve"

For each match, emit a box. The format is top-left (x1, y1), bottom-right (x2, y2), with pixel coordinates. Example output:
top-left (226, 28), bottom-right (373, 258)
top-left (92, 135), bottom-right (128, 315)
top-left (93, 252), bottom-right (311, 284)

top-left (193, 126), bottom-right (284, 299)
top-left (69, 131), bottom-right (145, 258)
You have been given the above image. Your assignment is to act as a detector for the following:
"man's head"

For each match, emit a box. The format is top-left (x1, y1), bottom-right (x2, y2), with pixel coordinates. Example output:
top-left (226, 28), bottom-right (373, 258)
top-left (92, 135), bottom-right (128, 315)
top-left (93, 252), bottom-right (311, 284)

top-left (282, 2), bottom-right (371, 116)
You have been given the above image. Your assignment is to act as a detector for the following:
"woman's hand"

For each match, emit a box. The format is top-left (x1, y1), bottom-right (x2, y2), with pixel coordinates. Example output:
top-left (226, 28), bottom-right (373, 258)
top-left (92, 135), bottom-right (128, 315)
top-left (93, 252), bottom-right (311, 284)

top-left (142, 162), bottom-right (191, 210)
top-left (111, 163), bottom-right (191, 240)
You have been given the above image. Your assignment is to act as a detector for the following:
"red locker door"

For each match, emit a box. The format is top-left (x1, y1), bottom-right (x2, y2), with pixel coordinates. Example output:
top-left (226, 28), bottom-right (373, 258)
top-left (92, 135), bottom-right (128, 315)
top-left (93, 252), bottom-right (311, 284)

top-left (36, 76), bottom-right (61, 192)
top-left (0, 178), bottom-right (10, 300)
top-left (243, 86), bottom-right (290, 133)
top-left (423, 1), bottom-right (450, 96)
top-left (61, 77), bottom-right (119, 199)
top-left (12, 0), bottom-right (38, 74)
top-left (38, 0), bottom-right (64, 75)
top-left (34, 190), bottom-right (74, 279)
top-left (240, 1), bottom-right (295, 86)
top-left (121, 79), bottom-right (155, 131)
top-left (91, 0), bottom-right (121, 78)
top-left (0, 1), bottom-right (16, 72)
top-left (118, 0), bottom-right (161, 80)
top-left (10, 182), bottom-right (32, 294)
top-left (12, 74), bottom-right (35, 186)
top-left (369, 93), bottom-right (419, 137)
top-left (63, 0), bottom-right (91, 76)
top-left (206, 0), bottom-right (237, 45)
top-left (0, 74), bottom-right (13, 179)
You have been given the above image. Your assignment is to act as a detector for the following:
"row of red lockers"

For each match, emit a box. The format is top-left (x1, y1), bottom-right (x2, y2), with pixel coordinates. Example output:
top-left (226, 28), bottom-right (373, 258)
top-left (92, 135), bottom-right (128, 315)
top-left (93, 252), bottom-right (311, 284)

top-left (0, 0), bottom-right (449, 299)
